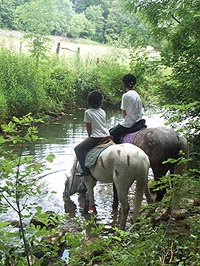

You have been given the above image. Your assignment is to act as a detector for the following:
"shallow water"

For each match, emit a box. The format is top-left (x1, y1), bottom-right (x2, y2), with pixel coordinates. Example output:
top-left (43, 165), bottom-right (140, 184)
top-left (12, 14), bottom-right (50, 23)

top-left (1, 108), bottom-right (165, 228)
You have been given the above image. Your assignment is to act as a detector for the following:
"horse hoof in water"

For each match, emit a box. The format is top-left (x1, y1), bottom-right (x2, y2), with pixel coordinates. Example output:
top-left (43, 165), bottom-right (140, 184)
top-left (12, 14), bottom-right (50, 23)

top-left (83, 200), bottom-right (90, 212)
top-left (65, 143), bottom-right (152, 229)
top-left (88, 206), bottom-right (97, 215)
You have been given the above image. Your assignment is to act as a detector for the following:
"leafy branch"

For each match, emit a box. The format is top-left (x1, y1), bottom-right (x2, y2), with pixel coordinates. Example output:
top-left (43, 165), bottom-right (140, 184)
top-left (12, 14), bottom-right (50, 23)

top-left (0, 113), bottom-right (56, 265)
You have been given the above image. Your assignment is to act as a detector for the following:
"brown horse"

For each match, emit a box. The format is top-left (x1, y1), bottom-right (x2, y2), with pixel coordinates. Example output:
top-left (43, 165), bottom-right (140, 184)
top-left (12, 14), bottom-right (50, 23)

top-left (120, 127), bottom-right (189, 202)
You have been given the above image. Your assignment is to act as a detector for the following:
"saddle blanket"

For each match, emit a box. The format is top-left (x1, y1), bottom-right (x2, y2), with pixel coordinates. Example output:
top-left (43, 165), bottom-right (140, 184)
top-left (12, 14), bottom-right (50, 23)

top-left (121, 131), bottom-right (139, 144)
top-left (85, 140), bottom-right (114, 168)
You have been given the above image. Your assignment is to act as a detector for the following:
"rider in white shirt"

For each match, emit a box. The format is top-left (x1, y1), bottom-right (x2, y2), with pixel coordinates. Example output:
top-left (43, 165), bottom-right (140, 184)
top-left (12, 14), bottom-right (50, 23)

top-left (74, 91), bottom-right (110, 176)
top-left (110, 73), bottom-right (145, 143)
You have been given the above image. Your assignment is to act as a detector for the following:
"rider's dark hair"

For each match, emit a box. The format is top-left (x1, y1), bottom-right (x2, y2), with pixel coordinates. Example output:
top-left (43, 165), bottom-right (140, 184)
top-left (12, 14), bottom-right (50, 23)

top-left (87, 90), bottom-right (103, 108)
top-left (122, 73), bottom-right (137, 88)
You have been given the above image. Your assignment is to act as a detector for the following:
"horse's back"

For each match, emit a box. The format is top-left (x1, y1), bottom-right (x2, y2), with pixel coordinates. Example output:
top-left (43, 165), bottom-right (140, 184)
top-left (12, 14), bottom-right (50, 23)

top-left (134, 127), bottom-right (182, 161)
top-left (91, 143), bottom-right (150, 182)
top-left (100, 143), bottom-right (149, 164)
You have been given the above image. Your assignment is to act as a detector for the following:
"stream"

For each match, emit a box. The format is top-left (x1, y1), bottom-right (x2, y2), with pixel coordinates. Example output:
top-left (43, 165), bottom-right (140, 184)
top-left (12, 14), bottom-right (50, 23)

top-left (1, 108), bottom-right (165, 228)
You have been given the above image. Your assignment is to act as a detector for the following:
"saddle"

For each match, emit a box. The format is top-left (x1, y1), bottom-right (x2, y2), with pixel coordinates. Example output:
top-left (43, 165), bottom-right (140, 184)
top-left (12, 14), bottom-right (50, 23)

top-left (85, 139), bottom-right (114, 168)
top-left (121, 131), bottom-right (139, 144)
top-left (84, 120), bottom-right (146, 168)
top-left (121, 119), bottom-right (147, 144)
top-left (124, 119), bottom-right (147, 134)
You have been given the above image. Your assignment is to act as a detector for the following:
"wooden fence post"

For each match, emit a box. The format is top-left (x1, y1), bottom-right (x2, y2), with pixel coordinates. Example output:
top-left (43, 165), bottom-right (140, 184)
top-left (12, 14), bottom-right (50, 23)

top-left (56, 42), bottom-right (61, 55)
top-left (19, 41), bottom-right (22, 53)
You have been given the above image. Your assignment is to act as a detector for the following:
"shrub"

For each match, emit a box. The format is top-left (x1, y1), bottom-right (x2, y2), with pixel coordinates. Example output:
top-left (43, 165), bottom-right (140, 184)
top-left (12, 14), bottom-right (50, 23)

top-left (96, 56), bottom-right (129, 104)
top-left (0, 88), bottom-right (7, 122)
top-left (0, 49), bottom-right (46, 117)
top-left (41, 60), bottom-right (75, 112)
top-left (73, 66), bottom-right (100, 106)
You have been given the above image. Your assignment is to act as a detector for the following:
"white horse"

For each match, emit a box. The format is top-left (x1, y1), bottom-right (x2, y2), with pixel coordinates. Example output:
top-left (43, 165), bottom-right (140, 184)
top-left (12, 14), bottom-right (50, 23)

top-left (63, 143), bottom-right (153, 230)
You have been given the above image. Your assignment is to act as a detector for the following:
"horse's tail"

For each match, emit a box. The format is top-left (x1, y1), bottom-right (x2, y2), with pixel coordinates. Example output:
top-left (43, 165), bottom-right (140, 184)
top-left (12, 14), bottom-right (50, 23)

top-left (174, 135), bottom-right (189, 175)
top-left (132, 156), bottom-right (150, 223)
top-left (179, 136), bottom-right (189, 158)
top-left (132, 179), bottom-right (145, 223)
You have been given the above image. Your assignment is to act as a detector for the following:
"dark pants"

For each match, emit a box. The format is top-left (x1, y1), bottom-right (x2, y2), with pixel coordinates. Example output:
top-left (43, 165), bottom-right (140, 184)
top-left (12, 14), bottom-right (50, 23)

top-left (74, 137), bottom-right (104, 175)
top-left (110, 119), bottom-right (147, 144)
top-left (109, 124), bottom-right (128, 144)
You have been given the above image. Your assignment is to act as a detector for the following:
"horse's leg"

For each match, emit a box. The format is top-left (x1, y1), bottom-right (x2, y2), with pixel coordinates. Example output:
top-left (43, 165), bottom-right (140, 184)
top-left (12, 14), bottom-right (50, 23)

top-left (117, 188), bottom-right (129, 230)
top-left (131, 179), bottom-right (145, 224)
top-left (144, 182), bottom-right (154, 204)
top-left (83, 175), bottom-right (97, 213)
top-left (152, 166), bottom-right (168, 201)
top-left (115, 182), bottom-right (129, 230)
top-left (112, 183), bottom-right (119, 210)
top-left (155, 181), bottom-right (166, 201)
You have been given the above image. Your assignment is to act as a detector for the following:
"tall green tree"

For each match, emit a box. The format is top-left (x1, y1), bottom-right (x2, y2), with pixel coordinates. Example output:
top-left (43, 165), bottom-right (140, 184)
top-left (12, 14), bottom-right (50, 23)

top-left (52, 0), bottom-right (74, 36)
top-left (0, 0), bottom-right (26, 29)
top-left (72, 0), bottom-right (110, 15)
top-left (85, 5), bottom-right (105, 42)
top-left (16, 0), bottom-right (58, 35)
top-left (16, 0), bottom-right (59, 66)
top-left (122, 0), bottom-right (200, 103)
top-left (105, 0), bottom-right (149, 47)
top-left (122, 0), bottom-right (200, 147)
top-left (68, 12), bottom-right (89, 38)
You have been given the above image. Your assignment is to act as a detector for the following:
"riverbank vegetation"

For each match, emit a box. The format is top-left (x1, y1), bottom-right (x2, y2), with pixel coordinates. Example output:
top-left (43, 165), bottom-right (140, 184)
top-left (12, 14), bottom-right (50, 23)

top-left (0, 44), bottom-right (161, 121)
top-left (0, 0), bottom-right (199, 265)
top-left (0, 115), bottom-right (199, 265)
top-left (0, 1), bottom-right (199, 149)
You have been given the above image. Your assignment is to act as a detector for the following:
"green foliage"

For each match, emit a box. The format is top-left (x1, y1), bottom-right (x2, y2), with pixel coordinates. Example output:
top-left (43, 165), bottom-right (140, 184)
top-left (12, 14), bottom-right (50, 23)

top-left (15, 0), bottom-right (58, 35)
top-left (0, 48), bottom-right (87, 119)
top-left (0, 45), bottom-right (168, 120)
top-left (0, 0), bottom-right (151, 44)
top-left (72, 0), bottom-right (111, 14)
top-left (0, 114), bottom-right (73, 265)
top-left (163, 102), bottom-right (200, 158)
top-left (84, 5), bottom-right (105, 42)
top-left (129, 47), bottom-right (164, 105)
top-left (122, 0), bottom-right (200, 152)
top-left (73, 65), bottom-right (100, 105)
top-left (66, 170), bottom-right (200, 266)
top-left (15, 0), bottom-right (60, 66)
top-left (68, 13), bottom-right (89, 38)
top-left (42, 61), bottom-right (76, 111)
top-left (0, 49), bottom-right (46, 118)
top-left (0, 115), bottom-right (48, 264)
top-left (105, 0), bottom-right (150, 48)
top-left (0, 88), bottom-right (7, 122)
top-left (52, 0), bottom-right (74, 36)
top-left (0, 48), bottom-right (46, 118)
top-left (50, 52), bottom-right (126, 109)
top-left (97, 56), bottom-right (129, 103)
top-left (159, 0), bottom-right (200, 108)
top-left (25, 33), bottom-right (51, 67)
top-left (0, 0), bottom-right (25, 29)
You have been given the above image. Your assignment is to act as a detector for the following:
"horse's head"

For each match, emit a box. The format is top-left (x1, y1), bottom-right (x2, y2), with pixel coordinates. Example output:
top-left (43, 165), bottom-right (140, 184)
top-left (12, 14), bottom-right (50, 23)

top-left (63, 172), bottom-right (87, 197)
top-left (63, 156), bottom-right (87, 200)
